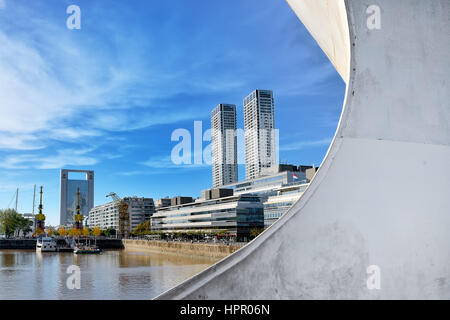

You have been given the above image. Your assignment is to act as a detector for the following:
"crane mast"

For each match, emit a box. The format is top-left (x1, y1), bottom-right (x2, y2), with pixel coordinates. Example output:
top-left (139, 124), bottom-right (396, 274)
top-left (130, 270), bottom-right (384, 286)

top-left (106, 192), bottom-right (129, 239)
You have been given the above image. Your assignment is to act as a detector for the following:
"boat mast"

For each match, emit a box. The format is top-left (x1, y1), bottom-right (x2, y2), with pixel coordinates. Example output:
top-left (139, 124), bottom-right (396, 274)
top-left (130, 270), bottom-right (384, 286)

top-left (32, 185), bottom-right (36, 215)
top-left (15, 188), bottom-right (18, 212)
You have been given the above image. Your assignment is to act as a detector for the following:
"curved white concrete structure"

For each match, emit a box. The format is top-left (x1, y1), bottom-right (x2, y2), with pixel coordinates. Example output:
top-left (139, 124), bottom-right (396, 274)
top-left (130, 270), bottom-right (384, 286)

top-left (156, 0), bottom-right (450, 299)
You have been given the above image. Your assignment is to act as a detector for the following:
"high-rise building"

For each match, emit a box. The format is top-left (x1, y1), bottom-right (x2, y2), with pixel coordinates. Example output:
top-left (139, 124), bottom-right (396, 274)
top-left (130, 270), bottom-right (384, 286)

top-left (89, 196), bottom-right (155, 231)
top-left (211, 103), bottom-right (238, 187)
top-left (243, 89), bottom-right (276, 179)
top-left (60, 169), bottom-right (94, 226)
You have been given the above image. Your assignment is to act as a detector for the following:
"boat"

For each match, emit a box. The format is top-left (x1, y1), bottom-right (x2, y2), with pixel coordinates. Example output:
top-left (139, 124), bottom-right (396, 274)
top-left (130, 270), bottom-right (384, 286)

top-left (36, 237), bottom-right (57, 252)
top-left (73, 242), bottom-right (102, 254)
top-left (73, 246), bottom-right (102, 254)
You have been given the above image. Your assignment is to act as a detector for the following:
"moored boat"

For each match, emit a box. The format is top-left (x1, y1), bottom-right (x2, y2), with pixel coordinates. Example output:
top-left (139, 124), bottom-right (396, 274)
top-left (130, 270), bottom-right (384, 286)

top-left (36, 237), bottom-right (57, 252)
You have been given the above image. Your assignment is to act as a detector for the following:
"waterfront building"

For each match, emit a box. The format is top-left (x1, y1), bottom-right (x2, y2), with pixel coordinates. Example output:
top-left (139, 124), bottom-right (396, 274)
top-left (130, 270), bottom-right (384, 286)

top-left (222, 169), bottom-right (306, 196)
top-left (59, 169), bottom-right (94, 226)
top-left (171, 196), bottom-right (194, 206)
top-left (306, 166), bottom-right (319, 182)
top-left (201, 188), bottom-right (234, 200)
top-left (211, 103), bottom-right (238, 187)
top-left (263, 184), bottom-right (308, 228)
top-left (151, 195), bottom-right (264, 241)
top-left (220, 167), bottom-right (310, 227)
top-left (155, 197), bottom-right (171, 209)
top-left (243, 89), bottom-right (276, 180)
top-left (89, 197), bottom-right (155, 231)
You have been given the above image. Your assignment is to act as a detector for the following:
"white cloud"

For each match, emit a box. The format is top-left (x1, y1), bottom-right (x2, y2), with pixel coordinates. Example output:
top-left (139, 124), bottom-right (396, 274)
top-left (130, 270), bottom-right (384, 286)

top-left (0, 133), bottom-right (45, 150)
top-left (280, 138), bottom-right (332, 152)
top-left (0, 148), bottom-right (98, 170)
top-left (0, 15), bottom-right (197, 152)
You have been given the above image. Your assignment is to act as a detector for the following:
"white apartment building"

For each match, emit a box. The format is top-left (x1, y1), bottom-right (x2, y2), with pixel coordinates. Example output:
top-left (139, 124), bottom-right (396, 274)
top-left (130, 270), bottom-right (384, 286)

top-left (243, 89), bottom-right (276, 180)
top-left (211, 103), bottom-right (238, 187)
top-left (89, 197), bottom-right (155, 231)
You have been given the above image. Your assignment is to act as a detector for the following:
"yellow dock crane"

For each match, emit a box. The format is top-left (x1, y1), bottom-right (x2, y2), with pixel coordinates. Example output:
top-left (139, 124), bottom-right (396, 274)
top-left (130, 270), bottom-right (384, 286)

top-left (106, 192), bottom-right (129, 239)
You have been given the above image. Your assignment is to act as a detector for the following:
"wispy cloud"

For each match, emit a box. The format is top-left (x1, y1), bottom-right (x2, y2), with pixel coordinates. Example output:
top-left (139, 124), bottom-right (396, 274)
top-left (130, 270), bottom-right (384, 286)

top-left (280, 138), bottom-right (332, 152)
top-left (0, 148), bottom-right (99, 170)
top-left (140, 155), bottom-right (209, 170)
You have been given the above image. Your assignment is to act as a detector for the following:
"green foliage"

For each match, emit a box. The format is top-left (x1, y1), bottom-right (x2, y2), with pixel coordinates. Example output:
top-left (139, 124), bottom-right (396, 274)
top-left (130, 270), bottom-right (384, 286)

top-left (250, 228), bottom-right (264, 238)
top-left (0, 209), bottom-right (32, 237)
top-left (101, 228), bottom-right (117, 237)
top-left (132, 220), bottom-right (151, 236)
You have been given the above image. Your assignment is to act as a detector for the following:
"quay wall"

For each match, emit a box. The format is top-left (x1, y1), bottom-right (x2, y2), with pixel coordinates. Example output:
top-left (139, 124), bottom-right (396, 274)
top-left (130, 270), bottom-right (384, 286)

top-left (123, 240), bottom-right (244, 259)
top-left (0, 239), bottom-right (123, 250)
top-left (0, 239), bottom-right (36, 249)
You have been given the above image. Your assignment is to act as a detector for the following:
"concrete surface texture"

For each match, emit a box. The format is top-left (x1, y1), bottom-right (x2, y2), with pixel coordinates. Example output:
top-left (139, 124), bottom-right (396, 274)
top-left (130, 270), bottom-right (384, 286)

top-left (156, 0), bottom-right (450, 299)
top-left (123, 240), bottom-right (243, 259)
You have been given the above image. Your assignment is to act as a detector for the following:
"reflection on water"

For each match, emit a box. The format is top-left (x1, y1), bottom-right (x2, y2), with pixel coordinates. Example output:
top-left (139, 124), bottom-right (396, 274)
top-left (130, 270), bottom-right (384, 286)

top-left (0, 249), bottom-right (217, 300)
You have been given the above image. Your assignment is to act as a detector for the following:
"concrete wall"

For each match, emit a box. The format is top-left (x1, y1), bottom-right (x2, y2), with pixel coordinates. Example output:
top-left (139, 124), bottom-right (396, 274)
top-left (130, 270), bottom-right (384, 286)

top-left (0, 239), bottom-right (36, 249)
top-left (0, 239), bottom-right (123, 250)
top-left (123, 240), bottom-right (243, 259)
top-left (156, 0), bottom-right (450, 299)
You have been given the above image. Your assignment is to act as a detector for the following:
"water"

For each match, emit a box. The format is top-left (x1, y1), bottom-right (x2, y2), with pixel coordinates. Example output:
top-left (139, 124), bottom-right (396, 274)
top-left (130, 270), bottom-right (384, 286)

top-left (0, 249), bottom-right (218, 300)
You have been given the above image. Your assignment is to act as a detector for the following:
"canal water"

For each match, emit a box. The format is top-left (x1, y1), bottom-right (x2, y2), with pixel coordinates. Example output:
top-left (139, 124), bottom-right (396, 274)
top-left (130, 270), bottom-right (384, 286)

top-left (0, 249), bottom-right (218, 299)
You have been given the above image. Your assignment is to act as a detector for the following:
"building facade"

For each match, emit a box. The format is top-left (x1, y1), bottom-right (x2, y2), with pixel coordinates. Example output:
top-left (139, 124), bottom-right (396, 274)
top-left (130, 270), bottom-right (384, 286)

top-left (221, 168), bottom-right (309, 228)
top-left (155, 197), bottom-right (171, 209)
top-left (60, 169), bottom-right (94, 226)
top-left (243, 89), bottom-right (276, 180)
top-left (151, 195), bottom-right (264, 241)
top-left (89, 197), bottom-right (155, 232)
top-left (211, 103), bottom-right (238, 187)
top-left (263, 184), bottom-right (308, 228)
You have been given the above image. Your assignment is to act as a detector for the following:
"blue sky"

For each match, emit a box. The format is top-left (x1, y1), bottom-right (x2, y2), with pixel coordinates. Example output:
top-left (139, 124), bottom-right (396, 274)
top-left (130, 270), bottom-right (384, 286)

top-left (0, 0), bottom-right (345, 225)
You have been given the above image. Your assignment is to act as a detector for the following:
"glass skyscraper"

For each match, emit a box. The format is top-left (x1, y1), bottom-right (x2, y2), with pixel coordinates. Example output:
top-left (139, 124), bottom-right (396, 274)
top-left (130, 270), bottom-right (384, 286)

top-left (243, 89), bottom-right (276, 180)
top-left (211, 103), bottom-right (238, 187)
top-left (60, 169), bottom-right (94, 226)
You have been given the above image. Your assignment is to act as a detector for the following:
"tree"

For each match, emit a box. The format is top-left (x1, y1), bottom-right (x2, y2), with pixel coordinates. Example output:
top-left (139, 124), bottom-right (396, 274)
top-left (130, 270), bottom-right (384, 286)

top-left (16, 216), bottom-right (32, 237)
top-left (58, 226), bottom-right (67, 237)
top-left (102, 228), bottom-right (116, 238)
top-left (132, 220), bottom-right (151, 236)
top-left (34, 228), bottom-right (44, 237)
top-left (250, 228), bottom-right (264, 238)
top-left (92, 226), bottom-right (101, 237)
top-left (69, 228), bottom-right (81, 238)
top-left (46, 227), bottom-right (54, 237)
top-left (82, 227), bottom-right (90, 237)
top-left (0, 209), bottom-right (28, 237)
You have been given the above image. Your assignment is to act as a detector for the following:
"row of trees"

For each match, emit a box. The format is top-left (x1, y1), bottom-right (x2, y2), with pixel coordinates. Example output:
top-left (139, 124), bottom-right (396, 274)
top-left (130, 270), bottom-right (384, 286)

top-left (46, 226), bottom-right (114, 238)
top-left (0, 208), bottom-right (118, 239)
top-left (0, 209), bottom-right (33, 237)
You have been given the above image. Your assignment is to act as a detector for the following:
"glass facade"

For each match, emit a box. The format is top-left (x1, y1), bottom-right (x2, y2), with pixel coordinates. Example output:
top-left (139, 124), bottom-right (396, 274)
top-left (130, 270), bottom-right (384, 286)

top-left (66, 179), bottom-right (90, 224)
top-left (152, 195), bottom-right (264, 240)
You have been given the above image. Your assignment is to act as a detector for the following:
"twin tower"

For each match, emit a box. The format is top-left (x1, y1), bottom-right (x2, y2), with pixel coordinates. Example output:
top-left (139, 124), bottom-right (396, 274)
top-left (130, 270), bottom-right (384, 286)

top-left (211, 89), bottom-right (276, 187)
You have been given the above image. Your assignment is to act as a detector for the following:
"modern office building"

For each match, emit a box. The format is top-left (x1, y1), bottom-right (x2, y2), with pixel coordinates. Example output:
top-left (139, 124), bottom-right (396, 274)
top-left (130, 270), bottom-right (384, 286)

top-left (151, 195), bottom-right (264, 241)
top-left (171, 196), bottom-right (194, 206)
top-left (222, 169), bottom-right (307, 196)
top-left (88, 197), bottom-right (155, 231)
top-left (243, 89), bottom-right (276, 180)
top-left (201, 188), bottom-right (234, 200)
top-left (211, 103), bottom-right (238, 187)
top-left (263, 184), bottom-right (308, 228)
top-left (306, 166), bottom-right (319, 182)
top-left (220, 166), bottom-right (310, 227)
top-left (59, 169), bottom-right (94, 226)
top-left (155, 197), bottom-right (172, 209)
